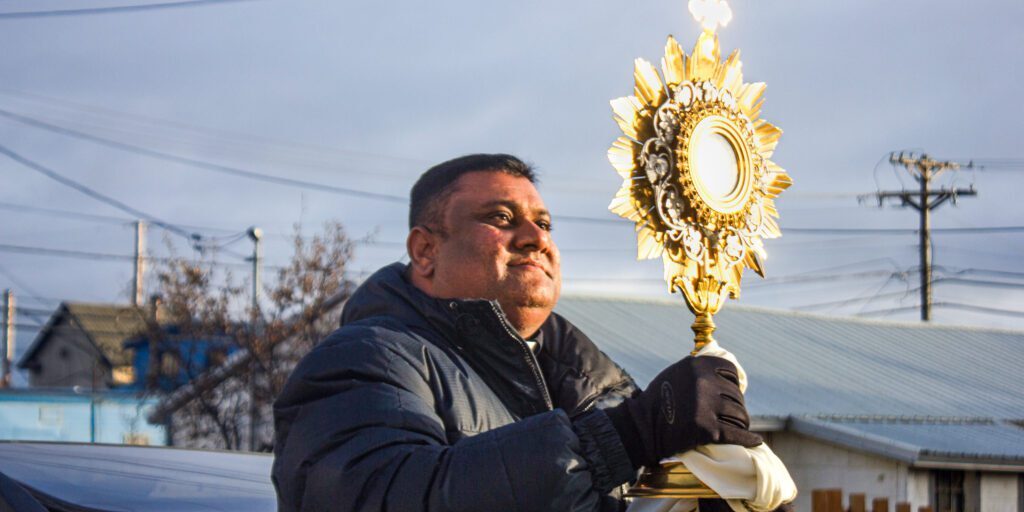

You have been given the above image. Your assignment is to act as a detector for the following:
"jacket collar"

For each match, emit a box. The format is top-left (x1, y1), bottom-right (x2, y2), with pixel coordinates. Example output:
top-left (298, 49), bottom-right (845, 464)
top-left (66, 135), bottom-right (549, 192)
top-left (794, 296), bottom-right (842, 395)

top-left (341, 262), bottom-right (634, 418)
top-left (341, 263), bottom-right (553, 418)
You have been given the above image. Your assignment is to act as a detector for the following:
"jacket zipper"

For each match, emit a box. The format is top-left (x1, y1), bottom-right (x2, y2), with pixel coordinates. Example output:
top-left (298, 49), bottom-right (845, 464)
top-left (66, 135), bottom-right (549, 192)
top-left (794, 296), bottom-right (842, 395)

top-left (488, 302), bottom-right (553, 411)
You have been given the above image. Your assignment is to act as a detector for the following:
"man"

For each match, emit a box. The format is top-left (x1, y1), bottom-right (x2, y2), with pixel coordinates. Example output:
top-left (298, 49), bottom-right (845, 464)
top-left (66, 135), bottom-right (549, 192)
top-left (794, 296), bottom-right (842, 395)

top-left (272, 154), bottom-right (761, 511)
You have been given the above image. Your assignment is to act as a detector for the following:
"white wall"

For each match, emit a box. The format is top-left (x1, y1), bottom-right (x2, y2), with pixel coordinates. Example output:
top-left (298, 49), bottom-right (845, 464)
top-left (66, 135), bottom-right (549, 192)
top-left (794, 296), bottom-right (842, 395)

top-left (906, 469), bottom-right (930, 510)
top-left (770, 431), bottom-right (923, 512)
top-left (980, 473), bottom-right (1019, 512)
top-left (770, 432), bottom-right (1024, 512)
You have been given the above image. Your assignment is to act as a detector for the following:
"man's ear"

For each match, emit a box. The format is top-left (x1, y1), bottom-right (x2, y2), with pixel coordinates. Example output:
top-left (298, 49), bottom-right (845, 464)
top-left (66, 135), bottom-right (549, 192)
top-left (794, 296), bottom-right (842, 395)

top-left (407, 226), bottom-right (437, 281)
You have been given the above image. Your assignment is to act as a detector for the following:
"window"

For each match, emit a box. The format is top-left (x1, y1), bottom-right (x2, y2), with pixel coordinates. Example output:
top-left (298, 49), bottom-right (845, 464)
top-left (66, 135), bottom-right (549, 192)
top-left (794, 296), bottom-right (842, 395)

top-left (934, 470), bottom-right (965, 512)
top-left (933, 470), bottom-right (981, 512)
top-left (159, 352), bottom-right (180, 378)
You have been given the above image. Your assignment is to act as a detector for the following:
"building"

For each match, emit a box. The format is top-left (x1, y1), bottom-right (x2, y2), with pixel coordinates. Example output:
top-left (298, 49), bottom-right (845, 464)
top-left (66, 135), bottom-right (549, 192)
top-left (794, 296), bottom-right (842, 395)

top-left (16, 303), bottom-right (147, 389)
top-left (557, 295), bottom-right (1024, 512)
top-left (123, 327), bottom-right (237, 392)
top-left (0, 387), bottom-right (166, 445)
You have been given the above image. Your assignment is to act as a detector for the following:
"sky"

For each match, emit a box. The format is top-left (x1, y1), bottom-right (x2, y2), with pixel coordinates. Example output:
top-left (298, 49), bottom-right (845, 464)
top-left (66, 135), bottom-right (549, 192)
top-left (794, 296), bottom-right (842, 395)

top-left (1, 0), bottom-right (1023, 380)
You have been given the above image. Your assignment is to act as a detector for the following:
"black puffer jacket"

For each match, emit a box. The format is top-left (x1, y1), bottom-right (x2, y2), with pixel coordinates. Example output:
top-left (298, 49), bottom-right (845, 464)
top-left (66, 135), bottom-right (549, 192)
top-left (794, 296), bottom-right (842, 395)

top-left (272, 263), bottom-right (639, 512)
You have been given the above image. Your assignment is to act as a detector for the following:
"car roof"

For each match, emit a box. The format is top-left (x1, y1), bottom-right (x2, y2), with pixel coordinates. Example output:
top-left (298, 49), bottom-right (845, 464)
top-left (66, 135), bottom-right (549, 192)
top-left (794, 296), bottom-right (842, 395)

top-left (0, 441), bottom-right (276, 512)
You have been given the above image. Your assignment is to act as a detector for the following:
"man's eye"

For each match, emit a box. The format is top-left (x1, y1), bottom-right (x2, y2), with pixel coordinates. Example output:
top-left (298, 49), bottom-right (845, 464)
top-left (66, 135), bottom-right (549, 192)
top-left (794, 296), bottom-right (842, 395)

top-left (491, 212), bottom-right (513, 224)
top-left (536, 220), bottom-right (553, 232)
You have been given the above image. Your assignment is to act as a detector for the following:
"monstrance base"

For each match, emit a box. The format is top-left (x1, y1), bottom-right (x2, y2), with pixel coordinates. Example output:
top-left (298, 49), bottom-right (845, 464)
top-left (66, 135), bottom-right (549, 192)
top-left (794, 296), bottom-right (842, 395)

top-left (625, 461), bottom-right (719, 498)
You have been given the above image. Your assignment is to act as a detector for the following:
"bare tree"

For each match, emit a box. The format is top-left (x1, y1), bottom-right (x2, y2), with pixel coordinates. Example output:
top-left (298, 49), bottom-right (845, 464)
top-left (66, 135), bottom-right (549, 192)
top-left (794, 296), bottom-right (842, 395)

top-left (140, 221), bottom-right (355, 451)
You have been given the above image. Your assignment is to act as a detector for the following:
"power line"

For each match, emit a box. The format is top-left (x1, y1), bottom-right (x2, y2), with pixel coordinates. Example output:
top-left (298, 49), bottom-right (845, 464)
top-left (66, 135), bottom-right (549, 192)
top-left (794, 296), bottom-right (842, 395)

top-left (795, 287), bottom-right (921, 312)
top-left (0, 201), bottom-right (408, 251)
top-left (0, 262), bottom-right (47, 302)
top-left (0, 87), bottom-right (428, 175)
top-left (0, 0), bottom-right (260, 19)
top-left (795, 276), bottom-right (1024, 311)
top-left (745, 269), bottom-right (912, 288)
top-left (858, 302), bottom-right (1024, 320)
top-left (0, 201), bottom-right (135, 226)
top-left (0, 142), bottom-right (197, 240)
top-left (935, 266), bottom-right (1024, 281)
top-left (0, 264), bottom-right (52, 324)
top-left (0, 323), bottom-right (41, 332)
top-left (933, 277), bottom-right (1024, 290)
top-left (0, 241), bottom-right (355, 274)
top-left (0, 242), bottom-right (148, 262)
top-left (0, 108), bottom-right (408, 204)
top-left (0, 242), bottom-right (266, 268)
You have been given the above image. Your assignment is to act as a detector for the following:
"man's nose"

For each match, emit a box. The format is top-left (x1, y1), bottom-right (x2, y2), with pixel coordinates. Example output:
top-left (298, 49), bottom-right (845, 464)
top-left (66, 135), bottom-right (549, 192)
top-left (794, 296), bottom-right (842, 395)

top-left (514, 220), bottom-right (553, 253)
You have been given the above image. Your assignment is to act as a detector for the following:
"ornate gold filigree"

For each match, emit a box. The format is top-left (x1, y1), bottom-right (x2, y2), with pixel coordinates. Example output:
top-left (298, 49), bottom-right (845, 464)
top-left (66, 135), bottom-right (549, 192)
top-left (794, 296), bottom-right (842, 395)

top-left (607, 30), bottom-right (791, 351)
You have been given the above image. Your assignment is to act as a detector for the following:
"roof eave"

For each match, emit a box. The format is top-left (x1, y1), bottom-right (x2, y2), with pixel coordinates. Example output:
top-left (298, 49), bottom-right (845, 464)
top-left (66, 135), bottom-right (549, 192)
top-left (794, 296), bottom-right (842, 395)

top-left (788, 416), bottom-right (921, 463)
top-left (912, 455), bottom-right (1024, 473)
top-left (788, 416), bottom-right (1024, 471)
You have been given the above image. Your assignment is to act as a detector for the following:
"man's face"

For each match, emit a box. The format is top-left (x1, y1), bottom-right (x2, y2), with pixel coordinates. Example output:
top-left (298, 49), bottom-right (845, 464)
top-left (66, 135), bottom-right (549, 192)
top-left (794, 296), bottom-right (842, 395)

top-left (429, 171), bottom-right (561, 316)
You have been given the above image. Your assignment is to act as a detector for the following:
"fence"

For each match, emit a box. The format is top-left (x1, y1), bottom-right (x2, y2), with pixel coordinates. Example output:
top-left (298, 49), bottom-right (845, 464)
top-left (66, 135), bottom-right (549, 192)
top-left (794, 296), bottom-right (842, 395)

top-left (811, 489), bottom-right (933, 512)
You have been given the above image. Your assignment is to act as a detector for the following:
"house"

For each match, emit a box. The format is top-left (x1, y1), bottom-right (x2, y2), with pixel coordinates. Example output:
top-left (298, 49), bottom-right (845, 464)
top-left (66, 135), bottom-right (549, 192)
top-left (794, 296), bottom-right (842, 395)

top-left (153, 294), bottom-right (1024, 511)
top-left (0, 387), bottom-right (167, 445)
top-left (16, 301), bottom-right (238, 393)
top-left (16, 303), bottom-right (148, 389)
top-left (123, 327), bottom-right (238, 392)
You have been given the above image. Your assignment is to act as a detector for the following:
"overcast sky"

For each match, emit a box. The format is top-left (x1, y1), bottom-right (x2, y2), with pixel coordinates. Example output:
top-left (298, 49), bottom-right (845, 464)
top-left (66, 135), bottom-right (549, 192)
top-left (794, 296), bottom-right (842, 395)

top-left (1, 0), bottom-right (1023, 375)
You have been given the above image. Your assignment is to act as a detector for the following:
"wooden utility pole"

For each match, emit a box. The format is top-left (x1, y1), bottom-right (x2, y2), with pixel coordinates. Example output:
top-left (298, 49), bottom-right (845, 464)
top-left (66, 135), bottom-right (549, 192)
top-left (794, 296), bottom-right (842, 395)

top-left (1, 289), bottom-right (14, 388)
top-left (871, 152), bottom-right (976, 321)
top-left (247, 226), bottom-right (263, 451)
top-left (133, 220), bottom-right (147, 307)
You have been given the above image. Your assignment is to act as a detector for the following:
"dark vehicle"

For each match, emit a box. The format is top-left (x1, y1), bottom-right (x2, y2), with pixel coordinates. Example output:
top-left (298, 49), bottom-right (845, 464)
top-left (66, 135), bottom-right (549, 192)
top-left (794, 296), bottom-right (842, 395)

top-left (0, 441), bottom-right (276, 511)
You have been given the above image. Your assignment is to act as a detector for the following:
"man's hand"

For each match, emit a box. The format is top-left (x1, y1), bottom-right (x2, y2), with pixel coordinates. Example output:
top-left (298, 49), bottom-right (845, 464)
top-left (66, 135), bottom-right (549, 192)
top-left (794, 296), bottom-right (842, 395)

top-left (604, 356), bottom-right (762, 469)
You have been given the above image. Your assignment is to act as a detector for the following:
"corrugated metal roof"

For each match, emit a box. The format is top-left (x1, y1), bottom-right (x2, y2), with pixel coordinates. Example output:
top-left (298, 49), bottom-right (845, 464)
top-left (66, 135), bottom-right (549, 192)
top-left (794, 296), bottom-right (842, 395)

top-left (554, 295), bottom-right (1024, 419)
top-left (789, 416), bottom-right (1024, 468)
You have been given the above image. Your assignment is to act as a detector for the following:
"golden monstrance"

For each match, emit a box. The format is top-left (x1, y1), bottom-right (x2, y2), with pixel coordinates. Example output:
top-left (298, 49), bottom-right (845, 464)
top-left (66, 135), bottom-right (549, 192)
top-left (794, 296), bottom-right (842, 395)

top-left (607, 0), bottom-right (791, 499)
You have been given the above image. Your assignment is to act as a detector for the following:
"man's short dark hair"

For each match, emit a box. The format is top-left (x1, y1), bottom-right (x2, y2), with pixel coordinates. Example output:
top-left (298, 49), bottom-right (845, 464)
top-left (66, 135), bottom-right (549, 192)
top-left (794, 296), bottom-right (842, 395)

top-left (408, 153), bottom-right (537, 230)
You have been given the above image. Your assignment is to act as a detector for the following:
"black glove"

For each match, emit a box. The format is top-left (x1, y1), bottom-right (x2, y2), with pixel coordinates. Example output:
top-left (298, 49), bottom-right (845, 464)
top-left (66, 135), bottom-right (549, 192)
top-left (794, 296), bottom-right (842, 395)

top-left (604, 356), bottom-right (762, 469)
top-left (698, 498), bottom-right (794, 512)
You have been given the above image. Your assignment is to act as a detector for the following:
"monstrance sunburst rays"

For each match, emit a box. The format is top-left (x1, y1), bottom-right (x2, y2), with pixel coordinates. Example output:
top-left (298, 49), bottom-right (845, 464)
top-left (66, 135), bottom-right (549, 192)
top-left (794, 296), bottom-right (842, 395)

top-left (607, 30), bottom-right (791, 349)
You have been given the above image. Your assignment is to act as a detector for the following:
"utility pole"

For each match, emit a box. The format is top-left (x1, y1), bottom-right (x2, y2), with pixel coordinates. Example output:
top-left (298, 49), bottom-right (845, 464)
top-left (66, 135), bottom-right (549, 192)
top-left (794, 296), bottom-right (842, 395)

top-left (871, 152), bottom-right (976, 321)
top-left (1, 289), bottom-right (13, 388)
top-left (247, 227), bottom-right (263, 451)
top-left (249, 227), bottom-right (263, 313)
top-left (133, 220), bottom-right (147, 307)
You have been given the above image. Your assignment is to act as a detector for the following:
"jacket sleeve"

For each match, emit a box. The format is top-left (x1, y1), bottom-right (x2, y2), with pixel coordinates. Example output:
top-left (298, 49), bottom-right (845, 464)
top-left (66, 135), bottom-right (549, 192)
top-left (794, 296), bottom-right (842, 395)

top-left (271, 327), bottom-right (634, 512)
